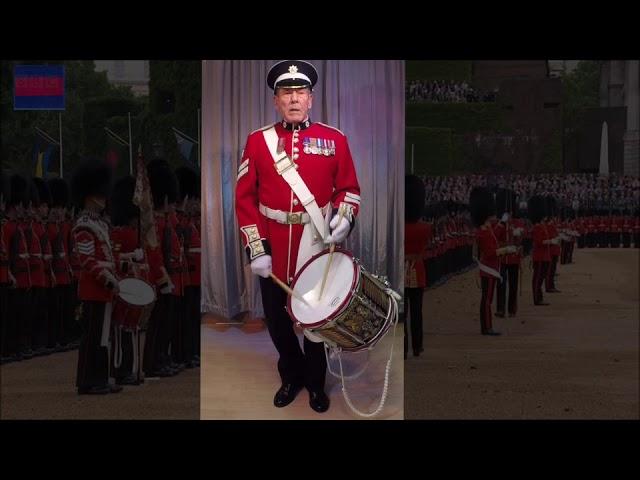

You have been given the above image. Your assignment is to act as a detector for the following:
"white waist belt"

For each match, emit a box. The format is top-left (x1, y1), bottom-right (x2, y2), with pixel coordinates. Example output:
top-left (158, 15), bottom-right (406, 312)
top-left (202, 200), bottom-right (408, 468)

top-left (259, 203), bottom-right (330, 225)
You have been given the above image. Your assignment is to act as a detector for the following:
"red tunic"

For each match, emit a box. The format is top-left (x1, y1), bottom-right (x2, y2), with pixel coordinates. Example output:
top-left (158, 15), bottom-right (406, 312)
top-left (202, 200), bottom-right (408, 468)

top-left (476, 225), bottom-right (499, 278)
top-left (235, 121), bottom-right (361, 282)
top-left (405, 221), bottom-right (430, 288)
top-left (48, 220), bottom-right (72, 286)
top-left (532, 223), bottom-right (552, 262)
top-left (3, 219), bottom-right (30, 288)
top-left (73, 212), bottom-right (118, 303)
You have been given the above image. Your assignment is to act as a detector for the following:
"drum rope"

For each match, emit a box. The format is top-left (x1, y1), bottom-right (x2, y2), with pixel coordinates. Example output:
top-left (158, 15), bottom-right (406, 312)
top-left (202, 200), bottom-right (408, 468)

top-left (325, 346), bottom-right (370, 381)
top-left (334, 289), bottom-right (399, 418)
top-left (113, 326), bottom-right (123, 369)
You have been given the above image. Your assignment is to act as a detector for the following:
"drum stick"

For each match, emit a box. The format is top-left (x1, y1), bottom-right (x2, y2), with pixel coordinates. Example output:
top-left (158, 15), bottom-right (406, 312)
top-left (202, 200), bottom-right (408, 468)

top-left (319, 208), bottom-right (345, 300)
top-left (269, 273), bottom-right (311, 307)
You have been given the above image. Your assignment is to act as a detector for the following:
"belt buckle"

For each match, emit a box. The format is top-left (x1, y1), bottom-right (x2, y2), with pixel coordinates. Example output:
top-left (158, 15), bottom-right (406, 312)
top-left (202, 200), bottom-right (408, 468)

top-left (287, 212), bottom-right (302, 224)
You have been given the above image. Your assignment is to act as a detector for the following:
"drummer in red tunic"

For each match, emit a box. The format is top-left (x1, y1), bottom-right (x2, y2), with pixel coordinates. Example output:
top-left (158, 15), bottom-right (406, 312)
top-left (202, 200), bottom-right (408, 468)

top-left (71, 159), bottom-right (122, 395)
top-left (110, 175), bottom-right (148, 386)
top-left (235, 60), bottom-right (361, 413)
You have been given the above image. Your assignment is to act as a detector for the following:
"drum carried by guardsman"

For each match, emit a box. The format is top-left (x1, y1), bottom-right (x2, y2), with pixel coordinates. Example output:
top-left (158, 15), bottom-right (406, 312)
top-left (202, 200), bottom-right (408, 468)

top-left (71, 158), bottom-right (122, 395)
top-left (110, 175), bottom-right (155, 386)
top-left (175, 166), bottom-right (201, 369)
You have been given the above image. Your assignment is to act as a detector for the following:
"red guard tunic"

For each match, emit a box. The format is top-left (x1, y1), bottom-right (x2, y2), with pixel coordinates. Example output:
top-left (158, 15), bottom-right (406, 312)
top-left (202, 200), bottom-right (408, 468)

top-left (547, 221), bottom-right (561, 257)
top-left (476, 225), bottom-right (499, 278)
top-left (73, 212), bottom-right (117, 303)
top-left (235, 121), bottom-right (361, 283)
top-left (3, 219), bottom-right (30, 289)
top-left (405, 221), bottom-right (430, 288)
top-left (532, 223), bottom-right (552, 262)
top-left (26, 220), bottom-right (47, 288)
top-left (155, 212), bottom-right (186, 297)
top-left (0, 220), bottom-right (9, 285)
top-left (48, 219), bottom-right (72, 286)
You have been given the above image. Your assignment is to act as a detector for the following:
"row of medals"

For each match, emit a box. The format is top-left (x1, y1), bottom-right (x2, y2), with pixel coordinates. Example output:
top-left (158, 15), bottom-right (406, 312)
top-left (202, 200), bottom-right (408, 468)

top-left (303, 138), bottom-right (335, 156)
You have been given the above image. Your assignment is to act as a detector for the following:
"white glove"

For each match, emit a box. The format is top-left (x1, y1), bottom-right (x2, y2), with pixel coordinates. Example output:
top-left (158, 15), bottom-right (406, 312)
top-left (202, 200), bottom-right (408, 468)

top-left (508, 245), bottom-right (518, 254)
top-left (325, 215), bottom-right (351, 244)
top-left (160, 281), bottom-right (174, 294)
top-left (132, 248), bottom-right (144, 261)
top-left (513, 227), bottom-right (522, 236)
top-left (501, 213), bottom-right (509, 223)
top-left (251, 254), bottom-right (272, 278)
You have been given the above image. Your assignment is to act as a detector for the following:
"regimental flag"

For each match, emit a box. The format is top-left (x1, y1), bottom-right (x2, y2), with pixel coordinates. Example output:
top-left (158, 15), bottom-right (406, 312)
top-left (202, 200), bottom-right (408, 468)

top-left (172, 127), bottom-right (197, 167)
top-left (14, 65), bottom-right (65, 111)
top-left (133, 148), bottom-right (158, 248)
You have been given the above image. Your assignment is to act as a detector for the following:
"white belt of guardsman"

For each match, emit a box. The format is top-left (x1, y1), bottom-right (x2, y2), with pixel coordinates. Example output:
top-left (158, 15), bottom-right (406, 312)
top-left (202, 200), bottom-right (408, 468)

top-left (263, 126), bottom-right (328, 239)
top-left (477, 261), bottom-right (502, 280)
top-left (259, 203), bottom-right (330, 225)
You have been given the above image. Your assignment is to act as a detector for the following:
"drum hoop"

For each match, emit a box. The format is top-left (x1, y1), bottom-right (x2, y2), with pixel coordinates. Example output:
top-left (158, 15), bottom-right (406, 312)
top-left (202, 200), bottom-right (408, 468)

top-left (117, 277), bottom-right (157, 308)
top-left (287, 247), bottom-right (359, 328)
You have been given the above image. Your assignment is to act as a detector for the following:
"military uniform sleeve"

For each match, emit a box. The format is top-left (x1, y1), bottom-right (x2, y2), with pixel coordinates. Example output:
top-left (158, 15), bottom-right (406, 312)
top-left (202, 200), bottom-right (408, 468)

top-left (331, 134), bottom-right (361, 230)
top-left (235, 134), bottom-right (270, 261)
top-left (74, 228), bottom-right (118, 289)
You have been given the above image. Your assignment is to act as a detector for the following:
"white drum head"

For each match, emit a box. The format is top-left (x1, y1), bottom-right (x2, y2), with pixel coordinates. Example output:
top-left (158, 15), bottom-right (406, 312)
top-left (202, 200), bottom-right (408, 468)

top-left (118, 278), bottom-right (155, 306)
top-left (290, 251), bottom-right (356, 326)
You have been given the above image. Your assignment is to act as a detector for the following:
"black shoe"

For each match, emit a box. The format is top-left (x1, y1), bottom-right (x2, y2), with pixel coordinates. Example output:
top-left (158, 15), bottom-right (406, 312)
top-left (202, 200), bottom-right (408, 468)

top-left (534, 301), bottom-right (550, 306)
top-left (413, 350), bottom-right (421, 357)
top-left (547, 288), bottom-right (561, 293)
top-left (508, 312), bottom-right (516, 317)
top-left (495, 311), bottom-right (505, 318)
top-left (482, 329), bottom-right (501, 336)
top-left (273, 383), bottom-right (303, 408)
top-left (78, 385), bottom-right (110, 395)
top-left (309, 390), bottom-right (330, 413)
top-left (146, 367), bottom-right (173, 378)
top-left (109, 384), bottom-right (123, 393)
top-left (116, 375), bottom-right (139, 386)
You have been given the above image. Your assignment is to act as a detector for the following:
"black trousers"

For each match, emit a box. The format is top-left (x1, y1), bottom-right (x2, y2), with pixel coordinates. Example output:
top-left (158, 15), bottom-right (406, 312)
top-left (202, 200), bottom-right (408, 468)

top-left (621, 232), bottom-right (631, 248)
top-left (183, 286), bottom-right (200, 360)
top-left (532, 261), bottom-right (549, 304)
top-left (0, 285), bottom-right (7, 357)
top-left (403, 287), bottom-right (424, 355)
top-left (170, 294), bottom-right (185, 364)
top-left (57, 284), bottom-right (77, 346)
top-left (586, 233), bottom-right (596, 248)
top-left (5, 289), bottom-right (29, 356)
top-left (635, 233), bottom-right (640, 248)
top-left (31, 287), bottom-right (49, 352)
top-left (609, 232), bottom-right (620, 248)
top-left (76, 301), bottom-right (109, 389)
top-left (480, 276), bottom-right (496, 333)
top-left (567, 241), bottom-right (575, 263)
top-left (496, 264), bottom-right (519, 315)
top-left (143, 293), bottom-right (174, 374)
top-left (560, 241), bottom-right (570, 264)
top-left (259, 276), bottom-right (326, 391)
top-left (577, 235), bottom-right (585, 248)
top-left (545, 255), bottom-right (559, 291)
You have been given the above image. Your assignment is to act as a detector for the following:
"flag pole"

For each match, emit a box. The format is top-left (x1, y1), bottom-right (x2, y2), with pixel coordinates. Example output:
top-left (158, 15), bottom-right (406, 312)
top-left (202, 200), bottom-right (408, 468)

top-left (128, 112), bottom-right (133, 175)
top-left (59, 112), bottom-right (63, 178)
top-left (197, 108), bottom-right (201, 168)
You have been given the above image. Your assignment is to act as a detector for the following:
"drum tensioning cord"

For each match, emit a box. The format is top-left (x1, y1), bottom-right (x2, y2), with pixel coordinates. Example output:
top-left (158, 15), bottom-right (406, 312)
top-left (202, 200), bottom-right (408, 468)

top-left (326, 287), bottom-right (401, 418)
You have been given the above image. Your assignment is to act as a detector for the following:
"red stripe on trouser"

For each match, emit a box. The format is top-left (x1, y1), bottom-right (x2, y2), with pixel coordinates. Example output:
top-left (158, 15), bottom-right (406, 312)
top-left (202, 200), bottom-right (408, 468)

top-left (484, 277), bottom-right (495, 331)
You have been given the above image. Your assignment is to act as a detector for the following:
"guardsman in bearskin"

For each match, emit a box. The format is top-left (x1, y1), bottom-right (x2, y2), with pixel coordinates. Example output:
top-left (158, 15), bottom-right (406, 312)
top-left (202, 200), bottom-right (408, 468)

top-left (71, 159), bottom-right (122, 395)
top-left (470, 187), bottom-right (517, 336)
top-left (31, 177), bottom-right (59, 354)
top-left (544, 196), bottom-right (561, 294)
top-left (110, 175), bottom-right (149, 385)
top-left (235, 60), bottom-right (361, 413)
top-left (176, 166), bottom-right (201, 369)
top-left (404, 175), bottom-right (429, 358)
top-left (47, 177), bottom-right (75, 350)
top-left (494, 189), bottom-right (523, 318)
top-left (1, 170), bottom-right (13, 363)
top-left (143, 159), bottom-right (184, 378)
top-left (3, 175), bottom-right (32, 361)
top-left (529, 195), bottom-right (555, 306)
